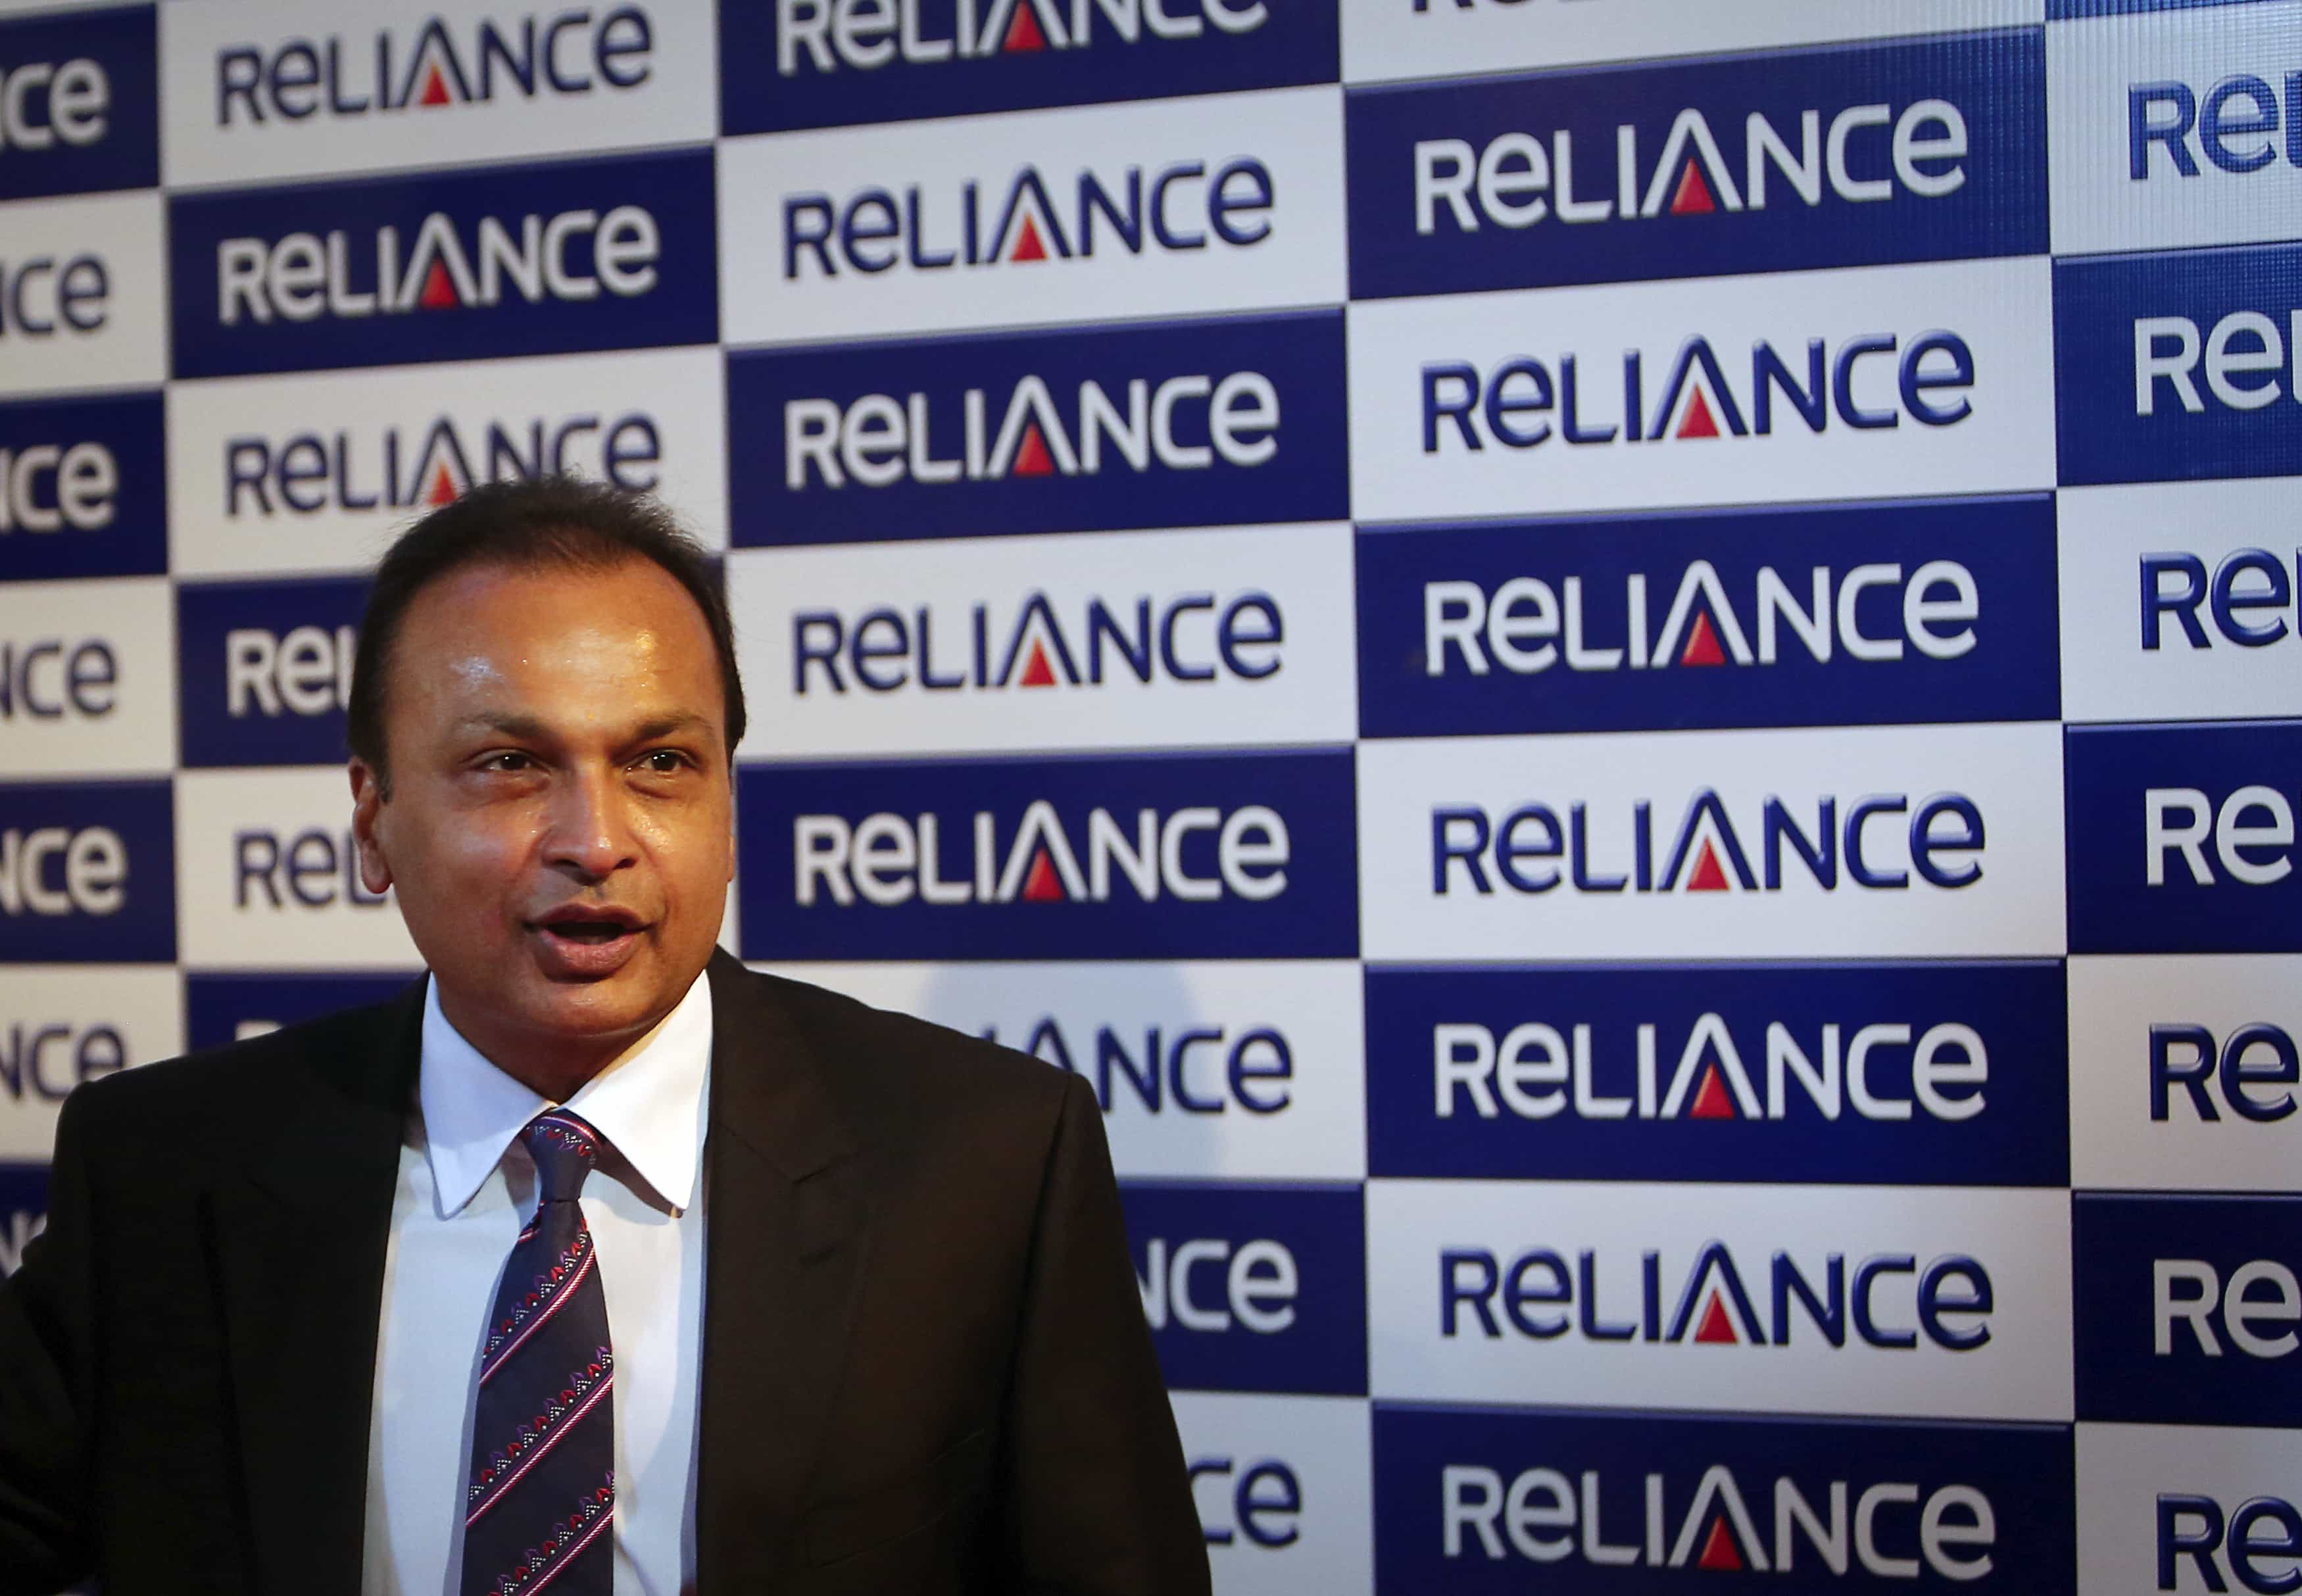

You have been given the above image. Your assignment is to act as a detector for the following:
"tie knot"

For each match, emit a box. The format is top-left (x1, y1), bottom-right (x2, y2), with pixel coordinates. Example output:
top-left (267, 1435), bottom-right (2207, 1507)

top-left (522, 1111), bottom-right (600, 1205)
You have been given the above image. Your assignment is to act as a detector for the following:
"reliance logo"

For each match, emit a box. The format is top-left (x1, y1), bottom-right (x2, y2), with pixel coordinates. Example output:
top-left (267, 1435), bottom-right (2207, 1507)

top-left (796, 800), bottom-right (1288, 907)
top-left (216, 205), bottom-right (658, 324)
top-left (793, 589), bottom-right (1280, 695)
top-left (1425, 558), bottom-right (1975, 677)
top-left (223, 409), bottom-right (663, 517)
top-left (0, 781), bottom-right (172, 962)
top-left (2134, 308), bottom-right (2302, 418)
top-left (1433, 788), bottom-right (1986, 897)
top-left (170, 148), bottom-right (715, 378)
top-left (785, 156), bottom-right (1272, 278)
top-left (1434, 1012), bottom-right (1986, 1126)
top-left (2130, 74), bottom-right (2302, 180)
top-left (216, 9), bottom-right (655, 124)
top-left (727, 0), bottom-right (1331, 135)
top-left (1381, 1407), bottom-right (2067, 1590)
top-left (2161, 1493), bottom-right (2302, 1596)
top-left (785, 366), bottom-right (1274, 489)
top-left (1423, 330), bottom-right (1974, 454)
top-left (1347, 32), bottom-right (2042, 298)
top-left (1415, 97), bottom-right (1969, 236)
top-left (740, 748), bottom-right (1355, 960)
top-left (1442, 1241), bottom-right (1995, 1351)
top-left (775, 0), bottom-right (1267, 75)
top-left (2074, 1192), bottom-right (2302, 1427)
top-left (1363, 961), bottom-right (2067, 1186)
top-left (1443, 1460), bottom-right (1999, 1579)
top-left (730, 309), bottom-right (1343, 544)
top-left (0, 54), bottom-right (110, 151)
top-left (1436, 1234), bottom-right (1998, 1354)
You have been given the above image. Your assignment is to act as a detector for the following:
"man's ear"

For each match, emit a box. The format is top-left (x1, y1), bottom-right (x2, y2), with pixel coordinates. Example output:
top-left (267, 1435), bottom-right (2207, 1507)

top-left (349, 758), bottom-right (393, 896)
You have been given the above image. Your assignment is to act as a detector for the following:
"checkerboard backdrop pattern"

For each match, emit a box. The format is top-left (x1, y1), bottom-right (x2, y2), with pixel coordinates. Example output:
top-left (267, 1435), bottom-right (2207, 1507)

top-left (4, 1), bottom-right (2301, 1588)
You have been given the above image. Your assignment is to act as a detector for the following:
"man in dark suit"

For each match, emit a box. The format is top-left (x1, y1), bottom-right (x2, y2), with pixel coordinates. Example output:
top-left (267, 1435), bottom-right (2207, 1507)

top-left (0, 478), bottom-right (1209, 1595)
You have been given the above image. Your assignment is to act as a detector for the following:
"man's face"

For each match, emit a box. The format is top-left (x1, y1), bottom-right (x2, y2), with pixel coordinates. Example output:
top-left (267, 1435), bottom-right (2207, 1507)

top-left (349, 557), bottom-right (733, 1081)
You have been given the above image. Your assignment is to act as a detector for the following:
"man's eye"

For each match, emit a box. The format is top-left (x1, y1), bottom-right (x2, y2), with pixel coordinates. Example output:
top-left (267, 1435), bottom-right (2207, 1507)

top-left (483, 752), bottom-right (535, 772)
top-left (639, 750), bottom-right (687, 773)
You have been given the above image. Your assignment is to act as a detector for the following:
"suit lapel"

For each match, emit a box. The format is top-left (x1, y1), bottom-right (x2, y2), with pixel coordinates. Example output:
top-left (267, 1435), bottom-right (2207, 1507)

top-left (208, 982), bottom-right (420, 1596)
top-left (695, 952), bottom-right (872, 1583)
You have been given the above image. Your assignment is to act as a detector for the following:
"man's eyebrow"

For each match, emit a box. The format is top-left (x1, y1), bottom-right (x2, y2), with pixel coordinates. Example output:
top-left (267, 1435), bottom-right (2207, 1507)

top-left (632, 712), bottom-right (714, 742)
top-left (454, 711), bottom-right (551, 740)
top-left (449, 711), bottom-right (718, 744)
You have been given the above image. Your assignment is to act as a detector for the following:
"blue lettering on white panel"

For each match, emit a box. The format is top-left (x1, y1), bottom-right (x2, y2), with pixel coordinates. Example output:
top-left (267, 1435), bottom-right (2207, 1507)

top-left (0, 780), bottom-right (172, 963)
top-left (721, 0), bottom-right (1336, 135)
top-left (1346, 30), bottom-right (2045, 299)
top-left (738, 748), bottom-right (1357, 961)
top-left (2065, 721), bottom-right (2302, 953)
top-left (218, 408), bottom-right (668, 525)
top-left (1373, 1403), bottom-right (2074, 1591)
top-left (2054, 243), bottom-right (2302, 486)
top-left (176, 575), bottom-right (368, 768)
top-left (2126, 67), bottom-right (2302, 183)
top-left (0, 1019), bottom-right (130, 1103)
top-left (1411, 327), bottom-right (1988, 462)
top-left (0, 5), bottom-right (158, 203)
top-left (1189, 1453), bottom-right (1306, 1550)
top-left (2155, 1489), bottom-right (2302, 1596)
top-left (2074, 1192), bottom-right (2302, 1428)
top-left (167, 147), bottom-right (718, 378)
top-left (989, 1016), bottom-right (1299, 1120)
top-left (727, 310), bottom-right (1346, 546)
top-left (2150, 1018), bottom-right (2302, 1126)
top-left (1121, 1180), bottom-right (1363, 1395)
top-left (0, 391), bottom-right (164, 581)
top-left (1365, 961), bottom-right (2069, 1185)
top-left (2140, 544), bottom-right (2302, 656)
top-left (1357, 495), bottom-right (2059, 738)
top-left (209, 9), bottom-right (662, 129)
top-left (183, 971), bottom-right (418, 1053)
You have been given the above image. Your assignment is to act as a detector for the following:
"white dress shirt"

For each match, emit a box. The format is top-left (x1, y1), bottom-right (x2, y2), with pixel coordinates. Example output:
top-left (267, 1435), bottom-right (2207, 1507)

top-left (360, 972), bottom-right (712, 1596)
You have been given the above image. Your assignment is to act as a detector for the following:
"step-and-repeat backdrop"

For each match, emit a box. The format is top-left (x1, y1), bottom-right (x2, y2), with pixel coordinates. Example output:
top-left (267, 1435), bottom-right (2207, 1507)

top-left (3, 0), bottom-right (2298, 1588)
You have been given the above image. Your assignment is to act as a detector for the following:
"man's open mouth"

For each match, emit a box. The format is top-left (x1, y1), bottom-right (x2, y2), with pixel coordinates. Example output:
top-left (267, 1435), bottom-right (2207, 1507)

top-left (550, 921), bottom-right (629, 944)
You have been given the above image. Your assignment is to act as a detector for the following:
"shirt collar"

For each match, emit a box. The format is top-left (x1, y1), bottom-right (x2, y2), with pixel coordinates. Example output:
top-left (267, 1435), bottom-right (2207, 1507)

top-left (418, 968), bottom-right (714, 1220)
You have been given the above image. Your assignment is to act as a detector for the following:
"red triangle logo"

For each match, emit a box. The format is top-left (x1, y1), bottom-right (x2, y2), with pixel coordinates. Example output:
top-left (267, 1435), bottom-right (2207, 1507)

top-left (1018, 639), bottom-right (1057, 688)
top-left (1010, 214), bottom-right (1049, 262)
top-left (1696, 1514), bottom-right (1745, 1568)
top-left (1003, 0), bottom-right (1048, 51)
top-left (1689, 1064), bottom-right (1737, 1120)
top-left (1676, 387), bottom-right (1721, 439)
top-left (1686, 838), bottom-right (1730, 893)
top-left (418, 258), bottom-right (459, 309)
top-left (1694, 1290), bottom-right (1740, 1343)
top-left (1670, 161), bottom-right (1717, 215)
top-left (1679, 611), bottom-right (1726, 667)
top-left (1010, 423), bottom-right (1056, 477)
top-left (425, 462), bottom-right (458, 506)
top-left (420, 62), bottom-right (452, 107)
top-left (1019, 848), bottom-right (1064, 902)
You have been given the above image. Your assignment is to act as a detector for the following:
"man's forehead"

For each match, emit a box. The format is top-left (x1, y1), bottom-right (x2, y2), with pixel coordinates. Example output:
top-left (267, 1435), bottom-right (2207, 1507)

top-left (391, 560), bottom-right (725, 729)
top-left (404, 562), bottom-right (714, 660)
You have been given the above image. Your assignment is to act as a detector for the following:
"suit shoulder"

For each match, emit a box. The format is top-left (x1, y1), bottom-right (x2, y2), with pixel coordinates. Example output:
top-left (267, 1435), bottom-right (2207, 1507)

top-left (746, 969), bottom-right (1070, 1116)
top-left (65, 991), bottom-right (413, 1145)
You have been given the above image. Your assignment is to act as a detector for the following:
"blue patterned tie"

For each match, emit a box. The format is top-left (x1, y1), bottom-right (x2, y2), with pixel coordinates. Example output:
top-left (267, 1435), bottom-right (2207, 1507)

top-left (461, 1110), bottom-right (616, 1596)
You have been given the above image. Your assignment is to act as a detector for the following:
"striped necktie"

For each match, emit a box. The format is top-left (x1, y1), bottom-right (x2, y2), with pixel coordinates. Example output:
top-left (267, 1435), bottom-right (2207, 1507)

top-left (461, 1109), bottom-right (616, 1596)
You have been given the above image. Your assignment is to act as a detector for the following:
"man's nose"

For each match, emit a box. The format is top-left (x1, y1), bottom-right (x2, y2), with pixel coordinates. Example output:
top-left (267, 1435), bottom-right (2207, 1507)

top-left (543, 766), bottom-right (640, 881)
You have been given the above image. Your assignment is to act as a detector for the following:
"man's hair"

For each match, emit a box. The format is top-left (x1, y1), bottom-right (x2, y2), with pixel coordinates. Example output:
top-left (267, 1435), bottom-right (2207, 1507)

top-left (347, 476), bottom-right (746, 791)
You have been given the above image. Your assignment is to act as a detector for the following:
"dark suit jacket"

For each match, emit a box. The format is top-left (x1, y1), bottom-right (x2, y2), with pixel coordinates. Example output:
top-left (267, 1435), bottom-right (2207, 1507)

top-left (0, 952), bottom-right (1210, 1595)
